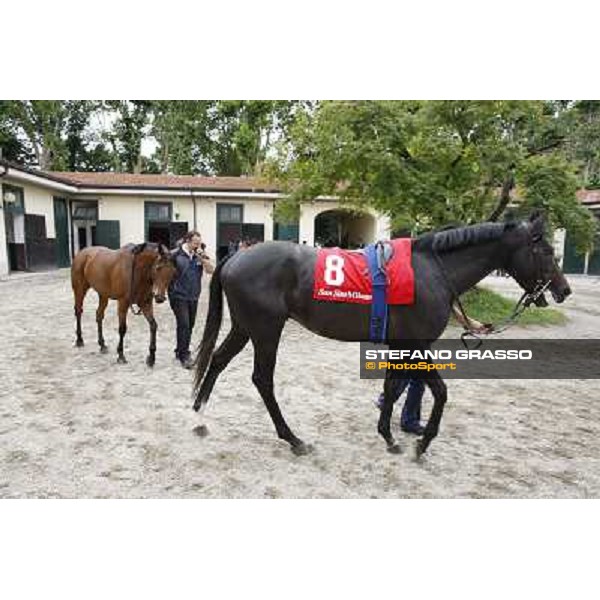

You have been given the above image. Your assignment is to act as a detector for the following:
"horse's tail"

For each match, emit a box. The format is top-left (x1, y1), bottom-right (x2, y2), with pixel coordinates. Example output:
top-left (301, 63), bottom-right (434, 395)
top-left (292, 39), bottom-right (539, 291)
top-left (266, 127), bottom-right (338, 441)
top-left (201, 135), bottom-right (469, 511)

top-left (193, 254), bottom-right (232, 396)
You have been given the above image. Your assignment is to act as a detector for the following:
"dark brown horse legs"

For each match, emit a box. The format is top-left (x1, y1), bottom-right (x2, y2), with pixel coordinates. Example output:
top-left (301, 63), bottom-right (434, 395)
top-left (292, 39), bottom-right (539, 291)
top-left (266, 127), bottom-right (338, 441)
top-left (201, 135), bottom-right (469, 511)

top-left (73, 283), bottom-right (89, 347)
top-left (74, 307), bottom-right (84, 347)
top-left (416, 371), bottom-right (447, 458)
top-left (141, 304), bottom-right (157, 367)
top-left (377, 373), bottom-right (402, 454)
top-left (116, 300), bottom-right (128, 364)
top-left (251, 333), bottom-right (312, 456)
top-left (193, 328), bottom-right (249, 410)
top-left (96, 295), bottom-right (109, 353)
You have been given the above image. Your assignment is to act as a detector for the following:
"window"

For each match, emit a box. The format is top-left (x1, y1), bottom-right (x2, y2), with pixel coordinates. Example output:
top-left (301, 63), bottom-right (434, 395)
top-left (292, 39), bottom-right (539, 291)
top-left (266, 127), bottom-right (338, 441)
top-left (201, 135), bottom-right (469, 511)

top-left (72, 203), bottom-right (98, 220)
top-left (145, 202), bottom-right (172, 221)
top-left (217, 204), bottom-right (243, 223)
top-left (2, 184), bottom-right (24, 214)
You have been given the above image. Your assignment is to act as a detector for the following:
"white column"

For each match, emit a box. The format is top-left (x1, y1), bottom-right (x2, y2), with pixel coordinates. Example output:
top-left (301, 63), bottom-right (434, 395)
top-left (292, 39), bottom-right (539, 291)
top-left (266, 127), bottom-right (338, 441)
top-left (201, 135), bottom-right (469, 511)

top-left (299, 203), bottom-right (317, 246)
top-left (553, 228), bottom-right (566, 269)
top-left (0, 202), bottom-right (9, 277)
top-left (264, 201), bottom-right (274, 241)
top-left (374, 212), bottom-right (391, 241)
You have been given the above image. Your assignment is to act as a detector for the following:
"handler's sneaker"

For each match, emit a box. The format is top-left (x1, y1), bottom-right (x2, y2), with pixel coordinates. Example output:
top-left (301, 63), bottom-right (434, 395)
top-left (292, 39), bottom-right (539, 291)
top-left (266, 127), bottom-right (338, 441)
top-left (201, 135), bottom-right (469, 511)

top-left (180, 357), bottom-right (194, 370)
top-left (401, 424), bottom-right (425, 435)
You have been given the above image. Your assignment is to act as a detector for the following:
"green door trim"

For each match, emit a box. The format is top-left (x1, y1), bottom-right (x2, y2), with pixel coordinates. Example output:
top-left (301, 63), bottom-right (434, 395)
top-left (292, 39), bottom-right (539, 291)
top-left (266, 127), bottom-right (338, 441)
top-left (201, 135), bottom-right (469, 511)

top-left (53, 197), bottom-right (71, 267)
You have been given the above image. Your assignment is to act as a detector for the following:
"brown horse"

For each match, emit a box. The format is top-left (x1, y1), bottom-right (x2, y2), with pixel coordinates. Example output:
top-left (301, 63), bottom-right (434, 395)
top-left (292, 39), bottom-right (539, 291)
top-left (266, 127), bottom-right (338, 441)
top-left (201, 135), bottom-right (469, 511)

top-left (71, 242), bottom-right (177, 366)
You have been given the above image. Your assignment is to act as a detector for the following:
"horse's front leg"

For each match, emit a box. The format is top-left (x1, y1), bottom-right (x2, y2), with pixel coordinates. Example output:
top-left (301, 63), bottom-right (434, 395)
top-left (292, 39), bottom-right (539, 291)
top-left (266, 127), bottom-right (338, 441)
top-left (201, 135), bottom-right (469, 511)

top-left (141, 302), bottom-right (157, 367)
top-left (416, 370), bottom-right (447, 459)
top-left (116, 299), bottom-right (128, 364)
top-left (377, 372), bottom-right (402, 454)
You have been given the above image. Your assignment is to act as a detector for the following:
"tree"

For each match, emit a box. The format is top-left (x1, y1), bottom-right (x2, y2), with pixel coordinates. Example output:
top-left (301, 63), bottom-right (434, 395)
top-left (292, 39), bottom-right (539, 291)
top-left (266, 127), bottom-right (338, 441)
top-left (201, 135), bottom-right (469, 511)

top-left (150, 101), bottom-right (214, 174)
top-left (564, 100), bottom-right (600, 188)
top-left (103, 100), bottom-right (153, 173)
top-left (267, 100), bottom-right (596, 250)
top-left (0, 101), bottom-right (69, 169)
top-left (0, 100), bottom-right (107, 171)
top-left (208, 101), bottom-right (312, 176)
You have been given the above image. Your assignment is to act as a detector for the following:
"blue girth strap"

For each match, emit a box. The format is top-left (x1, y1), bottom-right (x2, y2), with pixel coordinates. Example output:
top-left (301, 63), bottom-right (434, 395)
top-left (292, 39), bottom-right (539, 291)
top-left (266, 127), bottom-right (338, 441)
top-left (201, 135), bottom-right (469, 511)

top-left (365, 242), bottom-right (388, 343)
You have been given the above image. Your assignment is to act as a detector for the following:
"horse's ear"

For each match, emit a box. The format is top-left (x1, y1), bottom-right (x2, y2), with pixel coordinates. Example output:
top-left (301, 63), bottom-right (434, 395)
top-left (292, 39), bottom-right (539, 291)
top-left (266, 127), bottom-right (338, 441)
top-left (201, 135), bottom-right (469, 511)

top-left (132, 242), bottom-right (147, 255)
top-left (529, 210), bottom-right (545, 240)
top-left (529, 209), bottom-right (545, 223)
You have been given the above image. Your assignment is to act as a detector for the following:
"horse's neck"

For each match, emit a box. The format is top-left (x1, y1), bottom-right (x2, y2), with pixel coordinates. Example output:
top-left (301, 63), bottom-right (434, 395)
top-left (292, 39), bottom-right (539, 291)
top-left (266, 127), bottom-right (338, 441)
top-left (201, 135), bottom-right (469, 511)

top-left (131, 254), bottom-right (154, 291)
top-left (438, 240), bottom-right (507, 295)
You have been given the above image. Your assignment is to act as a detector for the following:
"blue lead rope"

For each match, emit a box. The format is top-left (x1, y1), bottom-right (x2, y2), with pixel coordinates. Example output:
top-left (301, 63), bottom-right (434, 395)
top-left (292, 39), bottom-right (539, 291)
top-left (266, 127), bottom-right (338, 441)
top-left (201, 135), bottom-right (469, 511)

top-left (365, 243), bottom-right (388, 343)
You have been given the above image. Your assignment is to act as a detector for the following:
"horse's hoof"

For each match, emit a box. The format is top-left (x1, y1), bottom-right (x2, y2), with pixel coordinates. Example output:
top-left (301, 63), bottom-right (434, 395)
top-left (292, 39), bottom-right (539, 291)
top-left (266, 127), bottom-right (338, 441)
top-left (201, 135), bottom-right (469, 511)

top-left (100, 346), bottom-right (108, 354)
top-left (193, 424), bottom-right (209, 438)
top-left (291, 442), bottom-right (314, 456)
top-left (146, 356), bottom-right (155, 368)
top-left (75, 339), bottom-right (84, 348)
top-left (117, 356), bottom-right (127, 364)
top-left (387, 443), bottom-right (402, 455)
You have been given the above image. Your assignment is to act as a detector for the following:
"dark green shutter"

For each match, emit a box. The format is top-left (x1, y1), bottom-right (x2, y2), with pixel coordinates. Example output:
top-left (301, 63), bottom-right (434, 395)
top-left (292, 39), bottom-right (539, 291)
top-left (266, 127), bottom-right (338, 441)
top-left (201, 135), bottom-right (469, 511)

top-left (53, 198), bottom-right (71, 267)
top-left (95, 220), bottom-right (121, 249)
top-left (562, 232), bottom-right (586, 274)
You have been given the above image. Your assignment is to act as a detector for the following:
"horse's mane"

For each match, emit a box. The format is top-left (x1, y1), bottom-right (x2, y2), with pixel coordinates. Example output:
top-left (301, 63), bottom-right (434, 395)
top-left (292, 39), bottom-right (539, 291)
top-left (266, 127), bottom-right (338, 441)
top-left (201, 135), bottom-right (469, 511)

top-left (414, 221), bottom-right (514, 253)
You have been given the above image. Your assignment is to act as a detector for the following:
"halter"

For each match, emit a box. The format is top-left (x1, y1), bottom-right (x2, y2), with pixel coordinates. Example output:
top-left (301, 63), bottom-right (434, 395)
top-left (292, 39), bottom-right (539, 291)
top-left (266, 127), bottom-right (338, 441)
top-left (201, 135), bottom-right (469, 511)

top-left (129, 249), bottom-right (144, 316)
top-left (129, 245), bottom-right (158, 316)
top-left (433, 233), bottom-right (553, 348)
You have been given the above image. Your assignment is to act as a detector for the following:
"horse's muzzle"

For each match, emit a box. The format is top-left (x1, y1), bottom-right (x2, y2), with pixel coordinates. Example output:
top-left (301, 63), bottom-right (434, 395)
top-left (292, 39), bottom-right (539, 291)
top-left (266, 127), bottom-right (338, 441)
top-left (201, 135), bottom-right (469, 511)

top-left (551, 285), bottom-right (571, 304)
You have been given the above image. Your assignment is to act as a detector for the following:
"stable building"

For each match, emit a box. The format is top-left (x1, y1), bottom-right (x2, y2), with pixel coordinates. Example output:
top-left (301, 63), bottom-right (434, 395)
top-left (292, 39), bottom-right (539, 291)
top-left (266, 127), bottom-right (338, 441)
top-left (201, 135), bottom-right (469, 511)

top-left (0, 160), bottom-right (390, 277)
top-left (562, 190), bottom-right (600, 275)
top-left (2, 159), bottom-right (598, 279)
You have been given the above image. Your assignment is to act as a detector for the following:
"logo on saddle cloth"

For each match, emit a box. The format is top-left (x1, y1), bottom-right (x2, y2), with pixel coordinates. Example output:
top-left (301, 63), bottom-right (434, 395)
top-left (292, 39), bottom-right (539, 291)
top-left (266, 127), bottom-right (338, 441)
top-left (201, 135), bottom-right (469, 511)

top-left (313, 239), bottom-right (414, 305)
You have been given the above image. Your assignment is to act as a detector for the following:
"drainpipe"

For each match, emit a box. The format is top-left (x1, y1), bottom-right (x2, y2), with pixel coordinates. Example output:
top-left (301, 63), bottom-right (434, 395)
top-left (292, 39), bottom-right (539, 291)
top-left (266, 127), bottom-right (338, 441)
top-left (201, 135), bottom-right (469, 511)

top-left (191, 189), bottom-right (197, 231)
top-left (0, 162), bottom-right (9, 203)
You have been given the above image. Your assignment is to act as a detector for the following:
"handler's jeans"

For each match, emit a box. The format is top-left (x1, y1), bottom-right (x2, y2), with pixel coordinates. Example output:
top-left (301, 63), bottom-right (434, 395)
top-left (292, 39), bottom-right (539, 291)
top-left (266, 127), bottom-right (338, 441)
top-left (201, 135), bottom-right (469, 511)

top-left (378, 378), bottom-right (424, 428)
top-left (169, 297), bottom-right (199, 361)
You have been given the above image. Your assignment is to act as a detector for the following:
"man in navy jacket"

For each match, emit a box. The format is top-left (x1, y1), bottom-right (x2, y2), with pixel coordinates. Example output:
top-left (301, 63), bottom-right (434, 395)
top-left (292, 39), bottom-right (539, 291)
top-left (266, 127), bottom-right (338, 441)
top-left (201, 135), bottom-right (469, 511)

top-left (168, 231), bottom-right (214, 368)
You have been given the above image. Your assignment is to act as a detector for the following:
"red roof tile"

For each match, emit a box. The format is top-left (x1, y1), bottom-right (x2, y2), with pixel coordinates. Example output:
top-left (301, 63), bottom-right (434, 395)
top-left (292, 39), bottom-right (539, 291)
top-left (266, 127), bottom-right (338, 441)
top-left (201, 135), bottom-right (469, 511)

top-left (46, 171), bottom-right (281, 192)
top-left (577, 189), bottom-right (600, 205)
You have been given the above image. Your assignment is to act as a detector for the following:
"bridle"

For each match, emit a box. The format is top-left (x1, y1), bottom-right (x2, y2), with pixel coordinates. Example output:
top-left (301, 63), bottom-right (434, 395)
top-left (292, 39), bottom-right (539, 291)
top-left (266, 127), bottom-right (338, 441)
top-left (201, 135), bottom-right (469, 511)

top-left (129, 249), bottom-right (144, 316)
top-left (129, 245), bottom-right (164, 316)
top-left (433, 233), bottom-right (554, 348)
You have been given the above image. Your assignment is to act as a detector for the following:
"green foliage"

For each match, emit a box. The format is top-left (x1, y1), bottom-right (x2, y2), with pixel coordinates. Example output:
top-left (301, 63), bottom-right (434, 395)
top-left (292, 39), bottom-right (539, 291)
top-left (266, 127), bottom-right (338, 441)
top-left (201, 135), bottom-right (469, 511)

top-left (564, 100), bottom-right (600, 187)
top-left (517, 154), bottom-right (596, 253)
top-left (267, 100), bottom-right (597, 250)
top-left (458, 287), bottom-right (567, 327)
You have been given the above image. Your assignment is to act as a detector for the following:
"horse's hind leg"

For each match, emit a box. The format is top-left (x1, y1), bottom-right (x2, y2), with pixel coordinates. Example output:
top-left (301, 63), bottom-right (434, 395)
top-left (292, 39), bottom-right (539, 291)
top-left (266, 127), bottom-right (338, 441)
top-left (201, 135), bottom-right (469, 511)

top-left (250, 324), bottom-right (311, 456)
top-left (193, 327), bottom-right (249, 437)
top-left (416, 371), bottom-right (447, 459)
top-left (73, 282), bottom-right (90, 347)
top-left (193, 327), bottom-right (249, 410)
top-left (116, 298), bottom-right (128, 364)
top-left (96, 294), bottom-right (109, 353)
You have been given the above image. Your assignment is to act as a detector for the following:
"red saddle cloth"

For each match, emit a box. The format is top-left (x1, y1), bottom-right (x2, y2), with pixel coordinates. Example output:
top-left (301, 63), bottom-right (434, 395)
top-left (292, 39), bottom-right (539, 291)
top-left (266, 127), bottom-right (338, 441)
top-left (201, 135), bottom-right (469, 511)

top-left (312, 239), bottom-right (414, 305)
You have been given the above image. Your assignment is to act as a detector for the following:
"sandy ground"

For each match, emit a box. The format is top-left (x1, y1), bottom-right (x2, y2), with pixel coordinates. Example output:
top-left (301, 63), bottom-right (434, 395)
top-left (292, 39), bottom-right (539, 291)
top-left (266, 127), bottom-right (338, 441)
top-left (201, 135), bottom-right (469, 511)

top-left (0, 269), bottom-right (599, 498)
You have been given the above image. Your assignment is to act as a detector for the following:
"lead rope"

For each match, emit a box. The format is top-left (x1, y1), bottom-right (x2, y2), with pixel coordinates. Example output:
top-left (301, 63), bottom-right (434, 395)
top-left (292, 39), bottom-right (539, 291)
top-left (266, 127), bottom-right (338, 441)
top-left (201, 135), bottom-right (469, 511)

top-left (432, 249), bottom-right (550, 349)
top-left (129, 251), bottom-right (143, 316)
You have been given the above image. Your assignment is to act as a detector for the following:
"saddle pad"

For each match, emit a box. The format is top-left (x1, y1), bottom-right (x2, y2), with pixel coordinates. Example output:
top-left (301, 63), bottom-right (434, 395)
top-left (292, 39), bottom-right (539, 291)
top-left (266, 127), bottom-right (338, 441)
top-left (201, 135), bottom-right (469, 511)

top-left (312, 239), bottom-right (414, 305)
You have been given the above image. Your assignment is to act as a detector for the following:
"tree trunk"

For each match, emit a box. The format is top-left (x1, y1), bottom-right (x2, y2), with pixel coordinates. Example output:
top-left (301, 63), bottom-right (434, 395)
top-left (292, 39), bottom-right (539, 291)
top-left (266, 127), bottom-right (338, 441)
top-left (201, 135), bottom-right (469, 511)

top-left (488, 173), bottom-right (515, 222)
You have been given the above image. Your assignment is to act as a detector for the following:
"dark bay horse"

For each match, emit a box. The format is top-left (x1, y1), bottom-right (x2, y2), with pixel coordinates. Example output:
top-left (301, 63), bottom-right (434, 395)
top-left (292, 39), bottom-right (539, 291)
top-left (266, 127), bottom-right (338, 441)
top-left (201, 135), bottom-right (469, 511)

top-left (71, 242), bottom-right (177, 366)
top-left (193, 212), bottom-right (571, 457)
